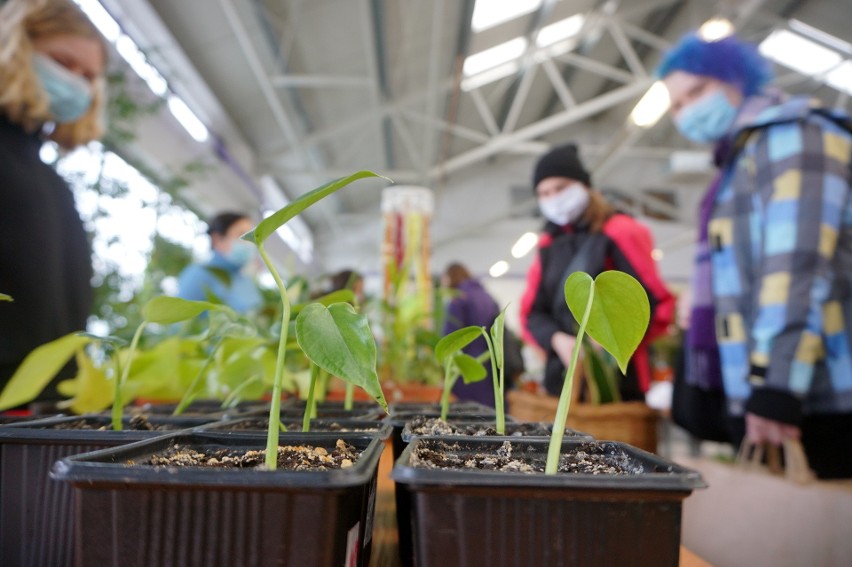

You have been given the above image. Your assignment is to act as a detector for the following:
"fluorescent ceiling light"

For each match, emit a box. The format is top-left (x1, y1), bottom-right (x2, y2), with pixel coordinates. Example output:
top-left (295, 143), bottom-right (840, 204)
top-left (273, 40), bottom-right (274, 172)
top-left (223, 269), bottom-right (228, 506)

top-left (167, 95), bottom-right (209, 142)
top-left (759, 29), bottom-right (842, 77)
top-left (511, 232), bottom-right (539, 259)
top-left (464, 37), bottom-right (527, 76)
top-left (115, 35), bottom-right (169, 96)
top-left (489, 260), bottom-right (509, 278)
top-left (698, 18), bottom-right (734, 42)
top-left (630, 81), bottom-right (670, 128)
top-left (72, 0), bottom-right (120, 42)
top-left (536, 14), bottom-right (584, 47)
top-left (826, 60), bottom-right (852, 96)
top-left (472, 0), bottom-right (542, 33)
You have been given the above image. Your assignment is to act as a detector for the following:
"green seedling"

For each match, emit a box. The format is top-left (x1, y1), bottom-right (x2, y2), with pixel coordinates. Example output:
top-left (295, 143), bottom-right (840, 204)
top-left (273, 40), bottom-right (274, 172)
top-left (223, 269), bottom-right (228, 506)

top-left (434, 307), bottom-right (508, 432)
top-left (241, 170), bottom-right (389, 469)
top-left (545, 271), bottom-right (649, 474)
top-left (0, 293), bottom-right (12, 302)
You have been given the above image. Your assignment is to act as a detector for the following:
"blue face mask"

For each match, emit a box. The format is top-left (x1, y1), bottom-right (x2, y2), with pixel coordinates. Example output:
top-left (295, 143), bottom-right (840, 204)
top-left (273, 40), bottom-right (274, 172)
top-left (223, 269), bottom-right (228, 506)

top-left (225, 240), bottom-right (255, 268)
top-left (33, 53), bottom-right (93, 124)
top-left (675, 90), bottom-right (739, 144)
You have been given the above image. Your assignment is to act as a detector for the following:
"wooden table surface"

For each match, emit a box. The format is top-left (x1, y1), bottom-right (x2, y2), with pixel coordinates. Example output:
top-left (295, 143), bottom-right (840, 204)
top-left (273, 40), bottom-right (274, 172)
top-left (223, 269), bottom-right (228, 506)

top-left (368, 440), bottom-right (712, 567)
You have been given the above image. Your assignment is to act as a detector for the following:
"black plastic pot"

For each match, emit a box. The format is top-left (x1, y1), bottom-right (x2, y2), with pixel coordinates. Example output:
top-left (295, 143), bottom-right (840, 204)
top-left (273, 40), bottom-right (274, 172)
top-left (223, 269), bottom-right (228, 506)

top-left (0, 414), bottom-right (217, 567)
top-left (52, 431), bottom-right (384, 567)
top-left (387, 400), bottom-right (493, 415)
top-left (401, 419), bottom-right (594, 443)
top-left (387, 408), bottom-right (499, 567)
top-left (200, 416), bottom-right (393, 440)
top-left (392, 437), bottom-right (706, 567)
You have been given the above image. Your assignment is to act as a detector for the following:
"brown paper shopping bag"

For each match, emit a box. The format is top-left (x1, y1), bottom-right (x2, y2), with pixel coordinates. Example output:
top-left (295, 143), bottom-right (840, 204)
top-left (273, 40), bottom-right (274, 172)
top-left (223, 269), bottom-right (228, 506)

top-left (678, 440), bottom-right (852, 567)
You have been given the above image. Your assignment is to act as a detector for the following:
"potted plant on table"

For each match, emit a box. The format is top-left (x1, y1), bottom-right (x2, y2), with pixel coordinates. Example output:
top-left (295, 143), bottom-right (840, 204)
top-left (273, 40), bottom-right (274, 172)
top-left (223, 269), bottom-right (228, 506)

top-left (392, 271), bottom-right (706, 567)
top-left (49, 171), bottom-right (392, 567)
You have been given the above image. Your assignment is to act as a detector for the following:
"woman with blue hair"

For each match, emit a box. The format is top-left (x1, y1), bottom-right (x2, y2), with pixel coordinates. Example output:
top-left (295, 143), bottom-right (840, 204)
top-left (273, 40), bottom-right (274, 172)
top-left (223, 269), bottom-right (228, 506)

top-left (658, 31), bottom-right (852, 478)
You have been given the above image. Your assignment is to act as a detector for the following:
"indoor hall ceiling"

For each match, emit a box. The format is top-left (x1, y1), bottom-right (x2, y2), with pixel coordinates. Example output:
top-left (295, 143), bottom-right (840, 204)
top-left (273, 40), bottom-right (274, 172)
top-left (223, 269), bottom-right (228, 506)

top-left (101, 0), bottom-right (852, 280)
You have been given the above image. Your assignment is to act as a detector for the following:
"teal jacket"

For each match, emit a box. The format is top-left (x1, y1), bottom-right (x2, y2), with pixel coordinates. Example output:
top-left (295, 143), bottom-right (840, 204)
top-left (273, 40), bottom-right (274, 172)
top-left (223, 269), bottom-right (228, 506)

top-left (710, 95), bottom-right (852, 424)
top-left (177, 252), bottom-right (262, 314)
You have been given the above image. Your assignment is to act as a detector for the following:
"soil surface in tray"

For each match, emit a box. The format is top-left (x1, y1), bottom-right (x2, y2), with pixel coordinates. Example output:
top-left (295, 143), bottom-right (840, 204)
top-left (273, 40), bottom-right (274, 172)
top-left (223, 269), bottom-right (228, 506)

top-left (223, 418), bottom-right (379, 433)
top-left (139, 438), bottom-right (360, 471)
top-left (48, 415), bottom-right (183, 431)
top-left (406, 416), bottom-right (552, 437)
top-left (411, 439), bottom-right (639, 475)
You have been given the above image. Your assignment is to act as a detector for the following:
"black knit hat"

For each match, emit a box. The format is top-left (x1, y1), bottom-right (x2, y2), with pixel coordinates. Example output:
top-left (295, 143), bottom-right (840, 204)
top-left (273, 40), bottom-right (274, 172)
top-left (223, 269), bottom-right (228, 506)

top-left (532, 143), bottom-right (592, 189)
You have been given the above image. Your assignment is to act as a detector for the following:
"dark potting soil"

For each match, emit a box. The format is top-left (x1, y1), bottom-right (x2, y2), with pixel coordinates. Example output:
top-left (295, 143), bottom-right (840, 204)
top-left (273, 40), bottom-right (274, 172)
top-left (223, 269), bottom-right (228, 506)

top-left (410, 439), bottom-right (639, 475)
top-left (407, 416), bottom-right (552, 437)
top-left (221, 418), bottom-right (379, 433)
top-left (139, 438), bottom-right (359, 471)
top-left (48, 415), bottom-right (179, 431)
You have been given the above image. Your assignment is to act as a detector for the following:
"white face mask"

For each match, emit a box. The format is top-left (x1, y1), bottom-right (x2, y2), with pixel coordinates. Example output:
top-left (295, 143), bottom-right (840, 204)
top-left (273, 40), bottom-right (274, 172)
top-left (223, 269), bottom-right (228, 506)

top-left (538, 184), bottom-right (589, 226)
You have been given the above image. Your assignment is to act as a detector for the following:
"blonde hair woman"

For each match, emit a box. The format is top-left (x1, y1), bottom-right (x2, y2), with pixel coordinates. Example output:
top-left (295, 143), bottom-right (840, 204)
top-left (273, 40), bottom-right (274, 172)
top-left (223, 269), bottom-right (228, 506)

top-left (0, 0), bottom-right (108, 403)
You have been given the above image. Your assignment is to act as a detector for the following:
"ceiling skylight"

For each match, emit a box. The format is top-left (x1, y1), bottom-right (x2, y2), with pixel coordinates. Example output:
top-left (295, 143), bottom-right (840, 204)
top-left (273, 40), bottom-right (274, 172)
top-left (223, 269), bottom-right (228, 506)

top-left (826, 61), bottom-right (852, 96)
top-left (511, 232), bottom-right (539, 259)
top-left (759, 29), bottom-right (843, 79)
top-left (472, 0), bottom-right (542, 33)
top-left (464, 37), bottom-right (528, 77)
top-left (536, 14), bottom-right (584, 47)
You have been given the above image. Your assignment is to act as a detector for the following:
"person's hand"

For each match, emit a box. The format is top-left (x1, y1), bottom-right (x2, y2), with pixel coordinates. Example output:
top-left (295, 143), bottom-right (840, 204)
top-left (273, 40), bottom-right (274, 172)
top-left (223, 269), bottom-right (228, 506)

top-left (745, 412), bottom-right (801, 446)
top-left (550, 332), bottom-right (578, 368)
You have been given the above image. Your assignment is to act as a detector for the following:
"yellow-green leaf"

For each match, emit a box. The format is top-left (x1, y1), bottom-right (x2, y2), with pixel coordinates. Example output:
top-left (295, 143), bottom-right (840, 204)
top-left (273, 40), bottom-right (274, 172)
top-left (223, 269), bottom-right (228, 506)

top-left (57, 350), bottom-right (113, 414)
top-left (141, 296), bottom-right (235, 325)
top-left (0, 333), bottom-right (91, 410)
top-left (435, 326), bottom-right (482, 364)
top-left (454, 353), bottom-right (487, 384)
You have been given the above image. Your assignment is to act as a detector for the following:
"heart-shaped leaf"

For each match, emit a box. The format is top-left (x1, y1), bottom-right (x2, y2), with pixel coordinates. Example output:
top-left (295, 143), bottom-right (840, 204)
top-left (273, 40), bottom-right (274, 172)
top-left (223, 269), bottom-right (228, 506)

top-left (564, 271), bottom-right (649, 373)
top-left (454, 353), bottom-right (487, 384)
top-left (291, 289), bottom-right (356, 317)
top-left (435, 326), bottom-right (482, 364)
top-left (243, 171), bottom-right (387, 245)
top-left (295, 303), bottom-right (387, 411)
top-left (141, 296), bottom-right (235, 325)
top-left (0, 333), bottom-right (92, 410)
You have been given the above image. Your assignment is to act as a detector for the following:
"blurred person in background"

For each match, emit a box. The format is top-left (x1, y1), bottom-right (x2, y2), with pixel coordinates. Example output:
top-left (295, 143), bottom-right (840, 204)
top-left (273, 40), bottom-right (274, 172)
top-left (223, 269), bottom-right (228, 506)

top-left (659, 31), bottom-right (852, 478)
top-left (520, 143), bottom-right (675, 401)
top-left (0, 0), bottom-right (108, 400)
top-left (442, 262), bottom-right (503, 406)
top-left (177, 212), bottom-right (262, 313)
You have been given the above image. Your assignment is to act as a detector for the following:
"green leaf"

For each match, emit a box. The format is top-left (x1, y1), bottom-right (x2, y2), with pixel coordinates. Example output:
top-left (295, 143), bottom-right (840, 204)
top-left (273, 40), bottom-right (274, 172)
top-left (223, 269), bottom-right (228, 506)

top-left (141, 296), bottom-right (236, 325)
top-left (0, 333), bottom-right (92, 410)
top-left (0, 293), bottom-right (12, 302)
top-left (490, 308), bottom-right (507, 369)
top-left (295, 302), bottom-right (387, 411)
top-left (453, 353), bottom-right (487, 384)
top-left (435, 326), bottom-right (482, 364)
top-left (243, 171), bottom-right (387, 245)
top-left (291, 289), bottom-right (356, 317)
top-left (564, 271), bottom-right (650, 374)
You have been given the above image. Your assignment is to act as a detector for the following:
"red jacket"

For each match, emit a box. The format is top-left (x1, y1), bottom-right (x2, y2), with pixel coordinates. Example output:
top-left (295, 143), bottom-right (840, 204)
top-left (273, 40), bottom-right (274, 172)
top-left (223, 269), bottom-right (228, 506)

top-left (519, 214), bottom-right (674, 394)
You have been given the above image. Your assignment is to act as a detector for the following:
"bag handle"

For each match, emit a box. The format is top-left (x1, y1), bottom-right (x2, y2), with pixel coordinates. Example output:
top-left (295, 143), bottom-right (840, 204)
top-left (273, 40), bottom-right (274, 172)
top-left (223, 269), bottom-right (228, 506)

top-left (736, 438), bottom-right (816, 484)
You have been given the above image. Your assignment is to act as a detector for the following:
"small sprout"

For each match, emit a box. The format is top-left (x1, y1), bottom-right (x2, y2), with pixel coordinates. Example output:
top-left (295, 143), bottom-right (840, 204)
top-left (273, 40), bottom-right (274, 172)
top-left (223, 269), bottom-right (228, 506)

top-left (544, 271), bottom-right (650, 474)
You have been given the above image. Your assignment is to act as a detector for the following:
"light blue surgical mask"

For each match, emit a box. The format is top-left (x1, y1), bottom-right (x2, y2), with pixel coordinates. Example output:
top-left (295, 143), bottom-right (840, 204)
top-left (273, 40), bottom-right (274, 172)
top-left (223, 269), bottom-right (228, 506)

top-left (33, 53), bottom-right (93, 124)
top-left (225, 240), bottom-right (255, 268)
top-left (675, 90), bottom-right (739, 144)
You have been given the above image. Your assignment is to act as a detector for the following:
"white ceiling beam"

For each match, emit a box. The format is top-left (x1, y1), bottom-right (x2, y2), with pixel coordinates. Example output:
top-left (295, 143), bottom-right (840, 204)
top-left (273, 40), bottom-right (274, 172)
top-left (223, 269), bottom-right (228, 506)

top-left (429, 79), bottom-right (652, 179)
top-left (541, 58), bottom-right (577, 110)
top-left (421, 0), bottom-right (447, 180)
top-left (270, 74), bottom-right (372, 88)
top-left (469, 88), bottom-right (501, 136)
top-left (217, 0), bottom-right (310, 166)
top-left (360, 0), bottom-right (389, 170)
top-left (556, 51), bottom-right (636, 84)
top-left (502, 61), bottom-right (539, 134)
top-left (391, 114), bottom-right (425, 170)
top-left (605, 18), bottom-right (648, 78)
